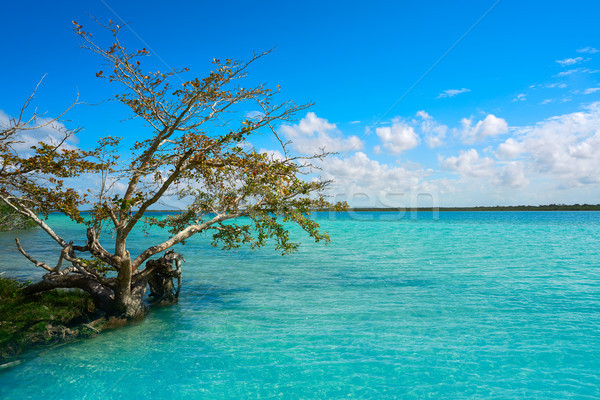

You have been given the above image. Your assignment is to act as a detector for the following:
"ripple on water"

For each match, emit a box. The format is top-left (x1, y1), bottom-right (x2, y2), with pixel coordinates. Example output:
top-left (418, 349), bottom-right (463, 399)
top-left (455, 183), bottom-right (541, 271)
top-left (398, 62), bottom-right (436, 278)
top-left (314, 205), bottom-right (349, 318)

top-left (1, 211), bottom-right (600, 399)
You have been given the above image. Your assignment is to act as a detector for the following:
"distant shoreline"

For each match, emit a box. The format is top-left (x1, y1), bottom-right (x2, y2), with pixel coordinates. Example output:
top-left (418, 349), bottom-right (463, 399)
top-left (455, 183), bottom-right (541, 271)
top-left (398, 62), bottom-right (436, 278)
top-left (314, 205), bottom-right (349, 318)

top-left (80, 204), bottom-right (600, 213)
top-left (346, 204), bottom-right (600, 212)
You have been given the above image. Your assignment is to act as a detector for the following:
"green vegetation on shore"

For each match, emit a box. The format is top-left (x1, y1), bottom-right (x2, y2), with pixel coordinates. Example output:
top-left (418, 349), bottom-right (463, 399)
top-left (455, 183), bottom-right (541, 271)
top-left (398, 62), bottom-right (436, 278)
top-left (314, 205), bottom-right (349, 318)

top-left (345, 204), bottom-right (600, 212)
top-left (0, 277), bottom-right (102, 363)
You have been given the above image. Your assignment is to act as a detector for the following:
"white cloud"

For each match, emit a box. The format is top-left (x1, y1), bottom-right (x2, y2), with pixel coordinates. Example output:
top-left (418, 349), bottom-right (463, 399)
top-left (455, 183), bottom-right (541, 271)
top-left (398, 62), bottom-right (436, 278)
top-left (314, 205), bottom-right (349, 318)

top-left (440, 149), bottom-right (528, 189)
top-left (555, 68), bottom-right (599, 77)
top-left (460, 114), bottom-right (509, 143)
top-left (556, 69), bottom-right (579, 77)
top-left (436, 88), bottom-right (471, 99)
top-left (495, 102), bottom-right (600, 187)
top-left (416, 110), bottom-right (448, 148)
top-left (245, 110), bottom-right (264, 120)
top-left (545, 83), bottom-right (567, 89)
top-left (577, 47), bottom-right (599, 54)
top-left (541, 99), bottom-right (553, 105)
top-left (583, 87), bottom-right (600, 95)
top-left (375, 119), bottom-right (419, 154)
top-left (319, 103), bottom-right (600, 205)
top-left (318, 152), bottom-right (450, 206)
top-left (279, 112), bottom-right (363, 155)
top-left (441, 149), bottom-right (495, 178)
top-left (323, 152), bottom-right (424, 190)
top-left (374, 111), bottom-right (448, 151)
top-left (496, 138), bottom-right (524, 159)
top-left (513, 93), bottom-right (527, 102)
top-left (499, 162), bottom-right (529, 188)
top-left (0, 110), bottom-right (80, 156)
top-left (556, 57), bottom-right (585, 66)
top-left (259, 148), bottom-right (285, 161)
top-left (529, 83), bottom-right (568, 90)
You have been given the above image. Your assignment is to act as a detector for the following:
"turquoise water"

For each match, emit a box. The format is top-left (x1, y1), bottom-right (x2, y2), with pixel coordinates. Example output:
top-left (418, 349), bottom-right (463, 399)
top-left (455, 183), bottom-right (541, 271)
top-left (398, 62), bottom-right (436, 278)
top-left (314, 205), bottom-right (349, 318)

top-left (1, 211), bottom-right (600, 399)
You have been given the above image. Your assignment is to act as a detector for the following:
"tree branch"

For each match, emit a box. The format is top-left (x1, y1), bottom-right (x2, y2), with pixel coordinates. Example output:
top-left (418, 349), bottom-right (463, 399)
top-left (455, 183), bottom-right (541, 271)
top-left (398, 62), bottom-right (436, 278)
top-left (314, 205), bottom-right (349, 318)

top-left (1, 196), bottom-right (68, 248)
top-left (86, 227), bottom-right (120, 269)
top-left (132, 212), bottom-right (242, 269)
top-left (15, 238), bottom-right (56, 272)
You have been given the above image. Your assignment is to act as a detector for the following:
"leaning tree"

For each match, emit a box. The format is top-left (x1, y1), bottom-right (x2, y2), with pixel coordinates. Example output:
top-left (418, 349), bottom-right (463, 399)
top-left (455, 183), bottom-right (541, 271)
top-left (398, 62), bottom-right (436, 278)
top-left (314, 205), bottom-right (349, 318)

top-left (0, 21), bottom-right (344, 318)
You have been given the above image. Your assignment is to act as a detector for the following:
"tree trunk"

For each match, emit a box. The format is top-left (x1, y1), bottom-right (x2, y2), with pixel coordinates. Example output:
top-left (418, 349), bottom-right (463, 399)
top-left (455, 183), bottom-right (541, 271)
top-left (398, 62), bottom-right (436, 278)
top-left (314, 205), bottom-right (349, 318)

top-left (113, 279), bottom-right (148, 319)
top-left (146, 250), bottom-right (183, 304)
top-left (23, 251), bottom-right (184, 319)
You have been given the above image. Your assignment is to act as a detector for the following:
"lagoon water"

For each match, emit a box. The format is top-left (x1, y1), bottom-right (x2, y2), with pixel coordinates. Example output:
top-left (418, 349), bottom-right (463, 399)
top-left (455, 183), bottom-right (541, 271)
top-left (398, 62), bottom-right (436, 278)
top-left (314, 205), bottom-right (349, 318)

top-left (1, 211), bottom-right (600, 399)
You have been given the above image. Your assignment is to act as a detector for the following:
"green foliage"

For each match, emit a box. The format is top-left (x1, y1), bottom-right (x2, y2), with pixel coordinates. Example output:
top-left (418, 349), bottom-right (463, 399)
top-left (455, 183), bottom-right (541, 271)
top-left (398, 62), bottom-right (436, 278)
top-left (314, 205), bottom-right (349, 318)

top-left (0, 203), bottom-right (36, 231)
top-left (0, 137), bottom-right (103, 222)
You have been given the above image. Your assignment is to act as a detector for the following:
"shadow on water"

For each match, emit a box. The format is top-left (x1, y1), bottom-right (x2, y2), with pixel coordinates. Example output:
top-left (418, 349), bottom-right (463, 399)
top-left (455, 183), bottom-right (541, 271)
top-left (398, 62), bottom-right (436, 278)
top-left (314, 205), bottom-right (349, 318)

top-left (177, 283), bottom-right (252, 310)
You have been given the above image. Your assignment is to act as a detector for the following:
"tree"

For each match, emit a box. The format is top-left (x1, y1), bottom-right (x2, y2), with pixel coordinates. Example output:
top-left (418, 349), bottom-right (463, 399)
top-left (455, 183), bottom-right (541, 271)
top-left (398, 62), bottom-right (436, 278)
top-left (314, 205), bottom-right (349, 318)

top-left (0, 20), bottom-right (345, 319)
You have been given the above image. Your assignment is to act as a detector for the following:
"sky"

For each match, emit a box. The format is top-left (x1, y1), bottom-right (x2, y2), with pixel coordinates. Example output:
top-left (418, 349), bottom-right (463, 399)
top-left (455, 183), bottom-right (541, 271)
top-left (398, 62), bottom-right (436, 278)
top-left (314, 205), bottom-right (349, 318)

top-left (2, 0), bottom-right (600, 207)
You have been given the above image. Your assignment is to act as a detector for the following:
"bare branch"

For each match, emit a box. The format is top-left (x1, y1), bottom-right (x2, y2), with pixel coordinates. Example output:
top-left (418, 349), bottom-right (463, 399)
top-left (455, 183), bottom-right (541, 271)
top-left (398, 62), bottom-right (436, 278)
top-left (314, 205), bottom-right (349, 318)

top-left (15, 238), bottom-right (56, 272)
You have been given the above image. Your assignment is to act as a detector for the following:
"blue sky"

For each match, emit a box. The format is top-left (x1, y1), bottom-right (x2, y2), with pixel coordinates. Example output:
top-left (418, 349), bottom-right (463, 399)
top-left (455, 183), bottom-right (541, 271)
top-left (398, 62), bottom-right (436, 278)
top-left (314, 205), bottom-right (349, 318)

top-left (2, 0), bottom-right (600, 207)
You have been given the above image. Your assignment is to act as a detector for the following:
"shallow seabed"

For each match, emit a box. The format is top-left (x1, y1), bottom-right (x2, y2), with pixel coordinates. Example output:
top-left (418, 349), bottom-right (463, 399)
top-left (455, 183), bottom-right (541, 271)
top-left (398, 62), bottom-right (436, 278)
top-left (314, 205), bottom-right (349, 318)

top-left (1, 211), bottom-right (600, 399)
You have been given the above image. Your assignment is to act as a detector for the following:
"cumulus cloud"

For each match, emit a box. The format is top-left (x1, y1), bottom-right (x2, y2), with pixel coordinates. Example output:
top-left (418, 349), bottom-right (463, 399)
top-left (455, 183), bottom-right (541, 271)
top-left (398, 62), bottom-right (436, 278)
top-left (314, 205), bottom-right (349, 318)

top-left (441, 149), bottom-right (495, 178)
top-left (375, 119), bottom-right (419, 154)
top-left (278, 104), bottom-right (600, 205)
top-left (279, 112), bottom-right (363, 155)
top-left (496, 138), bottom-right (524, 159)
top-left (498, 162), bottom-right (529, 188)
top-left (436, 88), bottom-right (471, 99)
top-left (460, 114), bottom-right (509, 143)
top-left (556, 57), bottom-right (585, 66)
top-left (322, 152), bottom-right (424, 190)
top-left (372, 111), bottom-right (450, 152)
top-left (317, 152), bottom-right (452, 206)
top-left (495, 102), bottom-right (600, 187)
top-left (416, 110), bottom-right (448, 148)
top-left (318, 104), bottom-right (600, 204)
top-left (440, 149), bottom-right (528, 189)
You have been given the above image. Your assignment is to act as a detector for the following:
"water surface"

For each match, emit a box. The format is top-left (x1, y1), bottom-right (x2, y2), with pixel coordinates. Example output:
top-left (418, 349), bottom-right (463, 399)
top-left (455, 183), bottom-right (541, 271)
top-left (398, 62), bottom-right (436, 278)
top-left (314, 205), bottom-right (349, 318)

top-left (1, 211), bottom-right (599, 399)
